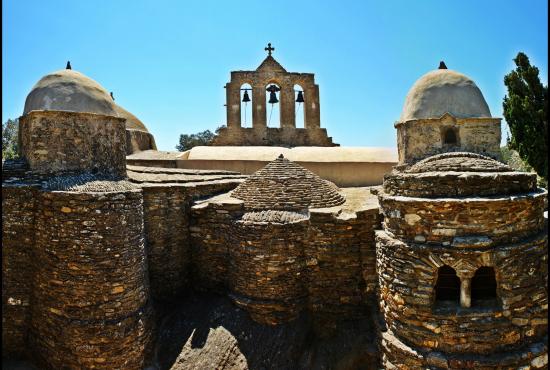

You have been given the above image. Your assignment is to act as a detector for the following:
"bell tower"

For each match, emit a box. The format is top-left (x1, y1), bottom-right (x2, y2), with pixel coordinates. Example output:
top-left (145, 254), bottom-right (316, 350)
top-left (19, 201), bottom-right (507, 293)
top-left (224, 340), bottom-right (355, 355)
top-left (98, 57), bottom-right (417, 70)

top-left (212, 44), bottom-right (337, 147)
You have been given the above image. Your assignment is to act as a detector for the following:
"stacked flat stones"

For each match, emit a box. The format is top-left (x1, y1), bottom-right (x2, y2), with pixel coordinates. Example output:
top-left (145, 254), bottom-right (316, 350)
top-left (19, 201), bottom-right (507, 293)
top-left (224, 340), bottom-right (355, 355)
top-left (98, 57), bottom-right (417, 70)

top-left (376, 152), bottom-right (548, 369)
top-left (231, 155), bottom-right (345, 211)
top-left (229, 155), bottom-right (345, 325)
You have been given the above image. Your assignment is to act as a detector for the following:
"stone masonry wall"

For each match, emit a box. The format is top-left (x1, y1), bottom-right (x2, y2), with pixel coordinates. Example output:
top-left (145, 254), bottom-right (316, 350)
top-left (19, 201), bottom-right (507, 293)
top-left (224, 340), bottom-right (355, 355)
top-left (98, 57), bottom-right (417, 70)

top-left (2, 184), bottom-right (38, 358)
top-left (383, 171), bottom-right (536, 198)
top-left (306, 208), bottom-right (381, 331)
top-left (396, 117), bottom-right (501, 164)
top-left (230, 217), bottom-right (309, 325)
top-left (211, 126), bottom-right (337, 147)
top-left (379, 190), bottom-right (546, 246)
top-left (189, 199), bottom-right (245, 292)
top-left (19, 110), bottom-right (127, 177)
top-left (142, 185), bottom-right (189, 301)
top-left (376, 230), bottom-right (548, 368)
top-left (29, 188), bottom-right (152, 369)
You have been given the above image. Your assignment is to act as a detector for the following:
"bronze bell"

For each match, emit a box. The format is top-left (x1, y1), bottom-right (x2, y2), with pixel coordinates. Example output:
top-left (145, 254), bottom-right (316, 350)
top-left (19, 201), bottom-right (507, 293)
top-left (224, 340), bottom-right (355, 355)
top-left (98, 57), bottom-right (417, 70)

top-left (242, 90), bottom-right (251, 103)
top-left (296, 90), bottom-right (304, 103)
top-left (268, 91), bottom-right (279, 104)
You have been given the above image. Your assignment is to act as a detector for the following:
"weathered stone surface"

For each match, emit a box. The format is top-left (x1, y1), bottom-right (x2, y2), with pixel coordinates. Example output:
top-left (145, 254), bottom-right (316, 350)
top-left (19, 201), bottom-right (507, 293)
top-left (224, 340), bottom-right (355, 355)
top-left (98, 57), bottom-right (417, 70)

top-left (379, 190), bottom-right (546, 245)
top-left (213, 52), bottom-right (337, 147)
top-left (396, 115), bottom-right (502, 164)
top-left (19, 110), bottom-right (127, 177)
top-left (29, 187), bottom-right (152, 369)
top-left (2, 184), bottom-right (38, 358)
top-left (231, 156), bottom-right (345, 211)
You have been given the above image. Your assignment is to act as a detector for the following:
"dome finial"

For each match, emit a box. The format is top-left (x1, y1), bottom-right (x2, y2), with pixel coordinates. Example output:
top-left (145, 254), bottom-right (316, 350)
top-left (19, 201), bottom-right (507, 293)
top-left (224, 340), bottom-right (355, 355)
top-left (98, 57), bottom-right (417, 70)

top-left (66, 61), bottom-right (72, 70)
top-left (278, 153), bottom-right (284, 159)
top-left (438, 61), bottom-right (447, 69)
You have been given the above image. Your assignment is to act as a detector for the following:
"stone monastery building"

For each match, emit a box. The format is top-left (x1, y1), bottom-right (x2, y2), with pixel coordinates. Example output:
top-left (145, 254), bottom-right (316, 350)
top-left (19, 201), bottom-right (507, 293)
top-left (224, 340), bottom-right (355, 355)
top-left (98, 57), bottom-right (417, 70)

top-left (2, 48), bottom-right (548, 370)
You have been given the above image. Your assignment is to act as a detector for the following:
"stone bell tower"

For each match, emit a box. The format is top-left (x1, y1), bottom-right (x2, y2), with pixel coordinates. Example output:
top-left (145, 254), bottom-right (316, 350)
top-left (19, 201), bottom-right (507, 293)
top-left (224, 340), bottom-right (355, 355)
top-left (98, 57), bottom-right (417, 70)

top-left (211, 43), bottom-right (338, 147)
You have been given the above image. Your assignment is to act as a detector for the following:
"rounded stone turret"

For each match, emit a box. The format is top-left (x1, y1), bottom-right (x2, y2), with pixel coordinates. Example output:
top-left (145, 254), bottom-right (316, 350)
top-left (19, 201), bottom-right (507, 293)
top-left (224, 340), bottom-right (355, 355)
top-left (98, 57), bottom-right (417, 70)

top-left (228, 157), bottom-right (346, 324)
top-left (376, 151), bottom-right (548, 368)
top-left (29, 175), bottom-right (152, 369)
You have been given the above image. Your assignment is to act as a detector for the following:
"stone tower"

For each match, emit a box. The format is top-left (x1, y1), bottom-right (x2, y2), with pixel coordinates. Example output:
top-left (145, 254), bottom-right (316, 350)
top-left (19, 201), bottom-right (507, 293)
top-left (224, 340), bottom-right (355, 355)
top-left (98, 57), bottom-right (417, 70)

top-left (375, 66), bottom-right (548, 368)
top-left (3, 68), bottom-right (153, 369)
top-left (395, 66), bottom-right (502, 163)
top-left (212, 44), bottom-right (337, 147)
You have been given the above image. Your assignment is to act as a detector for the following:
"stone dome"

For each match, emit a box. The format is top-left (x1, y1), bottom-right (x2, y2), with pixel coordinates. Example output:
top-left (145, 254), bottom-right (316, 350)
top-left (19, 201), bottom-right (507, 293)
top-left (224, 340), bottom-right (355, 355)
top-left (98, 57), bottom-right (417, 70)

top-left (383, 152), bottom-right (536, 198)
top-left (406, 152), bottom-right (512, 173)
top-left (400, 69), bottom-right (491, 121)
top-left (23, 69), bottom-right (117, 116)
top-left (231, 155), bottom-right (345, 211)
top-left (113, 104), bottom-right (149, 132)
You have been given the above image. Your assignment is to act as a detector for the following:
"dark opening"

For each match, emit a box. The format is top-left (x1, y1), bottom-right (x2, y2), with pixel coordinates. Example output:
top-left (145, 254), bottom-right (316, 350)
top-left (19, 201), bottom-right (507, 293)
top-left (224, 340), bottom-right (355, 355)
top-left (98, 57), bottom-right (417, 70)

top-left (471, 266), bottom-right (497, 305)
top-left (435, 265), bottom-right (460, 303)
top-left (444, 128), bottom-right (457, 145)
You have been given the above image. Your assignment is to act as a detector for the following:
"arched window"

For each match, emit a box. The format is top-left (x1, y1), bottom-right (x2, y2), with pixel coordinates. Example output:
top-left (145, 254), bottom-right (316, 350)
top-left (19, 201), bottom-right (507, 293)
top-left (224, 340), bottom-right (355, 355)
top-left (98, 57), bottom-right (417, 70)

top-left (294, 84), bottom-right (305, 128)
top-left (265, 83), bottom-right (281, 127)
top-left (435, 265), bottom-right (460, 303)
top-left (240, 83), bottom-right (252, 128)
top-left (471, 266), bottom-right (497, 305)
top-left (443, 128), bottom-right (457, 145)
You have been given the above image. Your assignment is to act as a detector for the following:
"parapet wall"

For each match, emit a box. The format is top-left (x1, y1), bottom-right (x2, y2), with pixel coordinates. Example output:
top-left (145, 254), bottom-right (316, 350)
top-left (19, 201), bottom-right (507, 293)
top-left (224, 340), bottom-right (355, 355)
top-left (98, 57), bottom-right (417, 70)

top-left (19, 110), bottom-right (127, 177)
top-left (29, 187), bottom-right (152, 369)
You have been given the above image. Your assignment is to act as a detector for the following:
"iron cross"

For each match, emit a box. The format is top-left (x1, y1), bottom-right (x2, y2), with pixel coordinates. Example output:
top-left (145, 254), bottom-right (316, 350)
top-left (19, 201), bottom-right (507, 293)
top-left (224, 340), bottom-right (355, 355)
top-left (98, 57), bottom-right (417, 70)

top-left (265, 43), bottom-right (275, 56)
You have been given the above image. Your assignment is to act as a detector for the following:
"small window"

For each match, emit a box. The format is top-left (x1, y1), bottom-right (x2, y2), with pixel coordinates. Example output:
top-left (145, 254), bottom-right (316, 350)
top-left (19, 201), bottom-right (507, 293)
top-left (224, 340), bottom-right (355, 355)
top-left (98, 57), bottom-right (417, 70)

top-left (471, 266), bottom-right (497, 306)
top-left (435, 265), bottom-right (460, 303)
top-left (443, 128), bottom-right (457, 145)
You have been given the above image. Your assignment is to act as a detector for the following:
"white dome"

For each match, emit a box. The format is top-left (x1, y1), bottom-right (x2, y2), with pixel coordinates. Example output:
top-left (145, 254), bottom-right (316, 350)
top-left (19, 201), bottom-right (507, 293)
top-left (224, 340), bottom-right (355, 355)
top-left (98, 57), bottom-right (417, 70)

top-left (23, 69), bottom-right (117, 116)
top-left (400, 69), bottom-right (491, 121)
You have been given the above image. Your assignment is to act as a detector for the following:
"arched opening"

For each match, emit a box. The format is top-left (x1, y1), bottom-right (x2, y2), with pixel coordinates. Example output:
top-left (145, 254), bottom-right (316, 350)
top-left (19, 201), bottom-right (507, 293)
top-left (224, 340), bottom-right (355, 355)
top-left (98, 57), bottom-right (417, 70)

top-left (435, 265), bottom-right (460, 304)
top-left (294, 84), bottom-right (305, 128)
top-left (265, 83), bottom-right (281, 127)
top-left (443, 128), bottom-right (458, 145)
top-left (471, 266), bottom-right (498, 306)
top-left (240, 83), bottom-right (252, 128)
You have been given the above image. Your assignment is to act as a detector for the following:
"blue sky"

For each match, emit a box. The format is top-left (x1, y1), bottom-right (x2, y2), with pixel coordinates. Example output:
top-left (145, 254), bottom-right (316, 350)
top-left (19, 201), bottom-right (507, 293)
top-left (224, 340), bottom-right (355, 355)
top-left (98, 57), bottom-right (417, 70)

top-left (2, 0), bottom-right (548, 151)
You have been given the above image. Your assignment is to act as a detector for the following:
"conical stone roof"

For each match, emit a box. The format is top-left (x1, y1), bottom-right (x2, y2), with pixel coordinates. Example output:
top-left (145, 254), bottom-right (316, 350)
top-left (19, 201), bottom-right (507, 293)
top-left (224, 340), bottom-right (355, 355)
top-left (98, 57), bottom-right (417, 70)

top-left (231, 155), bottom-right (345, 211)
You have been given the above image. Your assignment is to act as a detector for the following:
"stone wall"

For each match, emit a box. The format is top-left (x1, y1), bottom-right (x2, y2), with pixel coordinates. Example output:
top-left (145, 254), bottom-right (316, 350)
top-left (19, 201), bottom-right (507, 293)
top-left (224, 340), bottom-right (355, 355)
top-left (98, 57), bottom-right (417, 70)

top-left (189, 192), bottom-right (383, 328)
top-left (376, 230), bottom-right (548, 368)
top-left (189, 198), bottom-right (244, 292)
top-left (383, 171), bottom-right (536, 198)
top-left (306, 208), bottom-right (381, 330)
top-left (142, 185), bottom-right (189, 301)
top-left (2, 184), bottom-right (38, 358)
top-left (379, 190), bottom-right (546, 245)
top-left (29, 188), bottom-right (152, 369)
top-left (211, 126), bottom-right (337, 147)
top-left (396, 116), bottom-right (501, 164)
top-left (230, 215), bottom-right (309, 325)
top-left (19, 110), bottom-right (127, 177)
top-left (126, 129), bottom-right (157, 155)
